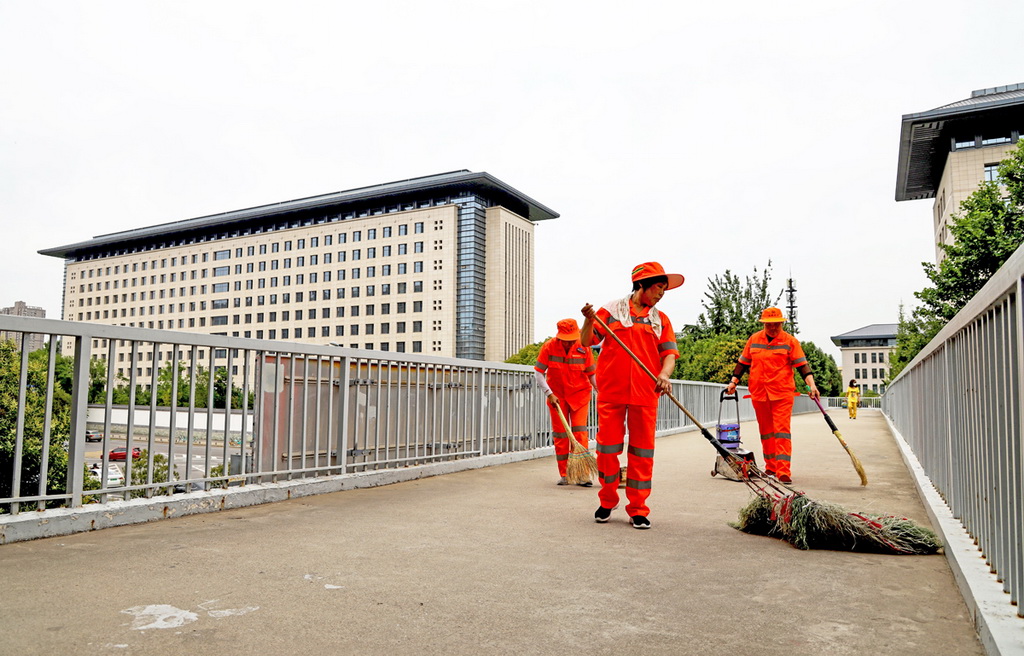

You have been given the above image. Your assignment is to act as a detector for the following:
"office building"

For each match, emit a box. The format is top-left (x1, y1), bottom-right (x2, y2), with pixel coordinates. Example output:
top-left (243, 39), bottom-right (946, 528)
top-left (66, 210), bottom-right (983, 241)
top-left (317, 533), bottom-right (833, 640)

top-left (40, 171), bottom-right (558, 378)
top-left (830, 324), bottom-right (897, 394)
top-left (896, 82), bottom-right (1024, 262)
top-left (0, 301), bottom-right (47, 352)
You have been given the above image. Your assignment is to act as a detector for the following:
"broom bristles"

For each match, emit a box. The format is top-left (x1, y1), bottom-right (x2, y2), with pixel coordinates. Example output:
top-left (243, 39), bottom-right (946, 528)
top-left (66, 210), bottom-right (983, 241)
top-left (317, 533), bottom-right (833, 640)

top-left (732, 494), bottom-right (942, 555)
top-left (553, 402), bottom-right (597, 485)
top-left (565, 434), bottom-right (598, 484)
top-left (831, 429), bottom-right (868, 486)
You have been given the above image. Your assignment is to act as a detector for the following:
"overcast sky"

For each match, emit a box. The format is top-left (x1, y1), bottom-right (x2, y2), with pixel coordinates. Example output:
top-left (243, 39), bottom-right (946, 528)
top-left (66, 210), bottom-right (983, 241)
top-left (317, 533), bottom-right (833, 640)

top-left (2, 1), bottom-right (1022, 362)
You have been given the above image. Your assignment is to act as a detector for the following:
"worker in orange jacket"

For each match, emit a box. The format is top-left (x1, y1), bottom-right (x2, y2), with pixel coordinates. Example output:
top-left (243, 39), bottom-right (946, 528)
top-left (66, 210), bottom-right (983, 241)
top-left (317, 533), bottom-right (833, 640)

top-left (725, 307), bottom-right (819, 484)
top-left (581, 261), bottom-right (683, 530)
top-left (534, 318), bottom-right (596, 486)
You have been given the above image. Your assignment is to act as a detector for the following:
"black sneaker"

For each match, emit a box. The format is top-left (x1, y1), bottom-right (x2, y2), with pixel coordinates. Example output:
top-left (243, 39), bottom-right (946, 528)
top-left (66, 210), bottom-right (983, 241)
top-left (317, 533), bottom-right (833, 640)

top-left (577, 480), bottom-right (593, 487)
top-left (594, 506), bottom-right (612, 523)
top-left (630, 515), bottom-right (651, 529)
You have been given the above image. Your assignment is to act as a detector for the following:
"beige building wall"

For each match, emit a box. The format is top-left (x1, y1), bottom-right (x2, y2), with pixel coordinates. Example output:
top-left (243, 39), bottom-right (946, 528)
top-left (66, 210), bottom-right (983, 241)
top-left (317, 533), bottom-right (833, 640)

top-left (932, 142), bottom-right (1017, 261)
top-left (61, 204), bottom-right (492, 380)
top-left (484, 207), bottom-right (534, 361)
top-left (837, 346), bottom-right (894, 395)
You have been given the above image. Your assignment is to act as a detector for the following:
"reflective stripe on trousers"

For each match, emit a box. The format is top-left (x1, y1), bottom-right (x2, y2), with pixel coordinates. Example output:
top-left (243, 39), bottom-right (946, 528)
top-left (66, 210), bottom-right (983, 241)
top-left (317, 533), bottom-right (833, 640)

top-left (752, 396), bottom-right (794, 478)
top-left (595, 400), bottom-right (657, 517)
top-left (547, 400), bottom-right (589, 477)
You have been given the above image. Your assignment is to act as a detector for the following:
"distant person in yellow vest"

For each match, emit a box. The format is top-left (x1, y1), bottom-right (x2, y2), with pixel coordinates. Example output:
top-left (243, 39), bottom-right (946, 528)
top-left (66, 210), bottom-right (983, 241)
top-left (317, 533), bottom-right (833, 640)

top-left (846, 379), bottom-right (860, 419)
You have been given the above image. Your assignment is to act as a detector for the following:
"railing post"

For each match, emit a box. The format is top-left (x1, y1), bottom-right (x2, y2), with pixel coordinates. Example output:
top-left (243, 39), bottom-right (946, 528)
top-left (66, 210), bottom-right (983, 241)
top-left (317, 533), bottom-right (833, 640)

top-left (66, 335), bottom-right (92, 508)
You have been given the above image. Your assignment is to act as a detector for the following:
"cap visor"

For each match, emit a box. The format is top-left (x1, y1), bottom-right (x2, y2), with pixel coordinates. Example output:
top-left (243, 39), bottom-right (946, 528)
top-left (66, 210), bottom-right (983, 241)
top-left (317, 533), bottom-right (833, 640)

top-left (666, 273), bottom-right (685, 289)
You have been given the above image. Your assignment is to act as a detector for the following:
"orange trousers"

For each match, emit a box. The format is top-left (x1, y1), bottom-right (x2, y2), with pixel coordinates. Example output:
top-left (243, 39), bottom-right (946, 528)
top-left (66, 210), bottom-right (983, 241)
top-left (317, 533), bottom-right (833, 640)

top-left (752, 397), bottom-right (794, 478)
top-left (547, 401), bottom-right (590, 477)
top-left (595, 401), bottom-right (657, 517)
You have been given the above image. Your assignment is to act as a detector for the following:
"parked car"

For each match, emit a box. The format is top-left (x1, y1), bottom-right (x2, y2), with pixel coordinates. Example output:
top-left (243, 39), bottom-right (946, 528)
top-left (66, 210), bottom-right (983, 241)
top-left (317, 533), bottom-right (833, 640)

top-left (88, 463), bottom-right (125, 487)
top-left (85, 429), bottom-right (103, 442)
top-left (108, 447), bottom-right (141, 461)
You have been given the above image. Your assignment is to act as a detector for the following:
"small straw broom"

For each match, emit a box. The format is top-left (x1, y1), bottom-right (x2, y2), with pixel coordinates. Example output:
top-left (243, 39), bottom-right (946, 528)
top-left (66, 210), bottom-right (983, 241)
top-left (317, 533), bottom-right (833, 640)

top-left (813, 397), bottom-right (868, 486)
top-left (588, 309), bottom-right (940, 555)
top-left (554, 402), bottom-right (598, 485)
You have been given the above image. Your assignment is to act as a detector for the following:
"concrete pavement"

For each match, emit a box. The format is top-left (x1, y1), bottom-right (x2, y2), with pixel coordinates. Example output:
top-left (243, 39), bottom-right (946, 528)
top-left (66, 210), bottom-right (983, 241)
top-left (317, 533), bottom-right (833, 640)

top-left (0, 410), bottom-right (983, 655)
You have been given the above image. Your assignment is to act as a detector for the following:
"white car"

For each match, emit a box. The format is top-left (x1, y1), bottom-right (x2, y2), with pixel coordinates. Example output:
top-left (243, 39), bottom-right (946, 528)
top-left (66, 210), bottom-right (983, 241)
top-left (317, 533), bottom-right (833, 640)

top-left (88, 463), bottom-right (125, 487)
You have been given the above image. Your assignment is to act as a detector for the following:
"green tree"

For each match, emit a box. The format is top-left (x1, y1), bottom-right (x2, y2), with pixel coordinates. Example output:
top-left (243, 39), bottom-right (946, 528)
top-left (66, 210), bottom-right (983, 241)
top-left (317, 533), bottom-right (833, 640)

top-left (887, 303), bottom-right (944, 382)
top-left (505, 339), bottom-right (548, 366)
top-left (0, 341), bottom-right (73, 505)
top-left (799, 341), bottom-right (841, 396)
top-left (892, 140), bottom-right (1024, 377)
top-left (674, 334), bottom-right (746, 383)
top-left (689, 262), bottom-right (783, 339)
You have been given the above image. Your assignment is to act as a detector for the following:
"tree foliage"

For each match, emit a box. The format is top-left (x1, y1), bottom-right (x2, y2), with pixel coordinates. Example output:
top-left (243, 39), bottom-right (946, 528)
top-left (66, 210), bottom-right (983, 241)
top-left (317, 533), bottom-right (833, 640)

top-left (0, 341), bottom-right (73, 504)
top-left (505, 339), bottom-right (548, 366)
top-left (674, 335), bottom-right (746, 383)
top-left (799, 341), bottom-right (841, 397)
top-left (891, 140), bottom-right (1024, 379)
top-left (690, 262), bottom-right (783, 339)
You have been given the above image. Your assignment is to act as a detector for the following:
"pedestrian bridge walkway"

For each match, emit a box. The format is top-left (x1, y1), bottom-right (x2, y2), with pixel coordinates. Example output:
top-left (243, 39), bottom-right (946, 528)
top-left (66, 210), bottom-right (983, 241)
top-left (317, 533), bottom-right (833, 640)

top-left (0, 411), bottom-right (994, 655)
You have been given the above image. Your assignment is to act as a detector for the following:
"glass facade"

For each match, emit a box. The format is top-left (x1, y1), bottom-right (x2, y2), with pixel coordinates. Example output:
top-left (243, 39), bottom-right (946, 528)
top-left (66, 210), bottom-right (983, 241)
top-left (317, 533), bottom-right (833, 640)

top-left (454, 195), bottom-right (489, 360)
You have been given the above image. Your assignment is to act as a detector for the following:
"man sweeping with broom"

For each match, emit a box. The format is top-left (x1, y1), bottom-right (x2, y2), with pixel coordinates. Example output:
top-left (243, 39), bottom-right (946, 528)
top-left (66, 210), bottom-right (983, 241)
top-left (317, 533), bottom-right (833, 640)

top-left (535, 318), bottom-right (597, 486)
top-left (580, 262), bottom-right (683, 529)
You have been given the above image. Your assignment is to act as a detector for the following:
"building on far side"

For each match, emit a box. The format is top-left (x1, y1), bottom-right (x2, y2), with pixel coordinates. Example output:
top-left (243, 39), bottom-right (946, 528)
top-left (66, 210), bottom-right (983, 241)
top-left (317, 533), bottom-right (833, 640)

top-left (896, 82), bottom-right (1024, 263)
top-left (830, 324), bottom-right (897, 394)
top-left (39, 171), bottom-right (557, 382)
top-left (0, 301), bottom-right (47, 352)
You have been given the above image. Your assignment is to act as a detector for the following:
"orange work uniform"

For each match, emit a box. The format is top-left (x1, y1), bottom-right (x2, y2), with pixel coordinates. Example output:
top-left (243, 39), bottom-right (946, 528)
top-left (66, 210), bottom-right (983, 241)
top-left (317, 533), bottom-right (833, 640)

top-left (589, 306), bottom-right (677, 517)
top-left (738, 329), bottom-right (808, 479)
top-left (535, 338), bottom-right (596, 477)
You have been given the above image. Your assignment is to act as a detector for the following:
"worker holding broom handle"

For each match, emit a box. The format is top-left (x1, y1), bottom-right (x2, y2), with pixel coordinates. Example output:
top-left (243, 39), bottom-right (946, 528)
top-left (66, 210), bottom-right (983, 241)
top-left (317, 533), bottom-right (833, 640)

top-left (725, 307), bottom-right (819, 485)
top-left (534, 318), bottom-right (597, 486)
top-left (580, 261), bottom-right (683, 530)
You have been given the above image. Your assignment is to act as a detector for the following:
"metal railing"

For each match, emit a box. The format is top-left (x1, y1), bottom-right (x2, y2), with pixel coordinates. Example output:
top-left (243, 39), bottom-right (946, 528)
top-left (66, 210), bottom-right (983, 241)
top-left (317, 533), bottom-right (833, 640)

top-left (883, 242), bottom-right (1023, 613)
top-left (821, 396), bottom-right (881, 409)
top-left (0, 315), bottom-right (821, 523)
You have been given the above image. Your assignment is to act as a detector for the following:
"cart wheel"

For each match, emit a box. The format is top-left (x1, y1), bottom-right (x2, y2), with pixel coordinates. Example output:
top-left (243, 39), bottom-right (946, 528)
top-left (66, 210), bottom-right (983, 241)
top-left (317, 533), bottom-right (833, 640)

top-left (710, 469), bottom-right (717, 477)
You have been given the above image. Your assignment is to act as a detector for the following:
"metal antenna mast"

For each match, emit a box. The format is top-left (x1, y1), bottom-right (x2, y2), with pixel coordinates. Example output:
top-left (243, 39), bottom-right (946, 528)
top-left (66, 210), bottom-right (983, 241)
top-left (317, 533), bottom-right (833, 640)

top-left (785, 277), bottom-right (798, 334)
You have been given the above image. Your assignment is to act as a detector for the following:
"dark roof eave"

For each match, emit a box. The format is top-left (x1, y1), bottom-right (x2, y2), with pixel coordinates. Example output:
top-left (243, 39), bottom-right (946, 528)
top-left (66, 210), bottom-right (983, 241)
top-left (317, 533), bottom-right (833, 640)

top-left (40, 170), bottom-right (559, 259)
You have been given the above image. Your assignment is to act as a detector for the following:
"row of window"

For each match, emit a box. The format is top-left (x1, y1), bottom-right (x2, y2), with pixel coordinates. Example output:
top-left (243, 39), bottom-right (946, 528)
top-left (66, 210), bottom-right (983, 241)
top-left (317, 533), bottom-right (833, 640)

top-left (75, 254), bottom-right (428, 291)
top-left (953, 133), bottom-right (1021, 150)
top-left (852, 368), bottom-right (885, 380)
top-left (77, 276), bottom-right (429, 306)
top-left (74, 222), bottom-right (431, 276)
top-left (78, 299), bottom-right (428, 323)
top-left (853, 352), bottom-right (886, 364)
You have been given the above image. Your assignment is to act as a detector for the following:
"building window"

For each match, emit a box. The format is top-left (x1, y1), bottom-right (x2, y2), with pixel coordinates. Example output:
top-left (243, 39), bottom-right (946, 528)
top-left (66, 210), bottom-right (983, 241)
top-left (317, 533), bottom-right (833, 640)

top-left (213, 266), bottom-right (230, 277)
top-left (984, 164), bottom-right (1000, 182)
top-left (214, 250), bottom-right (230, 260)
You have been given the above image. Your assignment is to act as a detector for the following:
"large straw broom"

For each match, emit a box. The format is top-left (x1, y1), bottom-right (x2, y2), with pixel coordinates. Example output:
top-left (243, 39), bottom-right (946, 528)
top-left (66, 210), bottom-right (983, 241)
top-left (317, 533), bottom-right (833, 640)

top-left (588, 310), bottom-right (941, 555)
top-left (554, 402), bottom-right (598, 485)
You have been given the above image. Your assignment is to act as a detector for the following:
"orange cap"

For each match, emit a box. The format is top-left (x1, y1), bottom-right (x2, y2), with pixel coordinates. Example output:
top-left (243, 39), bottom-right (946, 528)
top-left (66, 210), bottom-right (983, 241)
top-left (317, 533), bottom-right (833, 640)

top-left (630, 262), bottom-right (684, 289)
top-left (556, 318), bottom-right (581, 340)
top-left (759, 307), bottom-right (786, 323)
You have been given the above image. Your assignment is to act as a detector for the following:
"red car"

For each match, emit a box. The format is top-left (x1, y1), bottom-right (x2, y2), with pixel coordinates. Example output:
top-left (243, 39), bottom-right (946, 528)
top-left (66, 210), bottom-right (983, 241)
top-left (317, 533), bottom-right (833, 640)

top-left (108, 447), bottom-right (141, 461)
